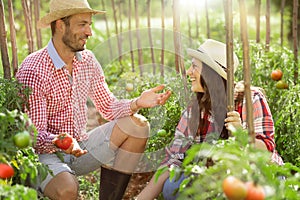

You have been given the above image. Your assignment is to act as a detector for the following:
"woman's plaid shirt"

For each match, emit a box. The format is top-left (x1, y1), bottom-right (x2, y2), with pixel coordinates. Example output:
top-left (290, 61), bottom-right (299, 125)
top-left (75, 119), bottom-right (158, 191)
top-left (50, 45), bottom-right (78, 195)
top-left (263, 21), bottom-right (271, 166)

top-left (161, 88), bottom-right (284, 167)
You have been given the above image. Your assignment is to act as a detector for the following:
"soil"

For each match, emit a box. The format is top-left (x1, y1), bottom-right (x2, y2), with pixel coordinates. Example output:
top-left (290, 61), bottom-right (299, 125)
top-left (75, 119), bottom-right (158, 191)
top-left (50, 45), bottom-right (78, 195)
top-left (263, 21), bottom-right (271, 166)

top-left (86, 106), bottom-right (154, 200)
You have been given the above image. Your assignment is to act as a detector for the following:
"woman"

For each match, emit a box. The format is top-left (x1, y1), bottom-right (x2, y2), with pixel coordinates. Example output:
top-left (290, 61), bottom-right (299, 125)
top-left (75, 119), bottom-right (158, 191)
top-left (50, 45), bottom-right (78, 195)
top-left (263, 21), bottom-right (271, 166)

top-left (137, 39), bottom-right (283, 200)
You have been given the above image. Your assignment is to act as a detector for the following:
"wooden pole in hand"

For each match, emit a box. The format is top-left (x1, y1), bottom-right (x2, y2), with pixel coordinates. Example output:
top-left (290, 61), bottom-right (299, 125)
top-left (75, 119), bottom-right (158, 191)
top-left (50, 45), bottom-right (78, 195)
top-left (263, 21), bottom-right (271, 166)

top-left (224, 0), bottom-right (234, 113)
top-left (238, 0), bottom-right (255, 144)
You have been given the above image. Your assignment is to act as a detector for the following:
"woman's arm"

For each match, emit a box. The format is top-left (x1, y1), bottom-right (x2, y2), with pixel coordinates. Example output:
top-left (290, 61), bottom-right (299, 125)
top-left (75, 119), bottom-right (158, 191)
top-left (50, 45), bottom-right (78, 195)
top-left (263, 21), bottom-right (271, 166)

top-left (136, 170), bottom-right (170, 200)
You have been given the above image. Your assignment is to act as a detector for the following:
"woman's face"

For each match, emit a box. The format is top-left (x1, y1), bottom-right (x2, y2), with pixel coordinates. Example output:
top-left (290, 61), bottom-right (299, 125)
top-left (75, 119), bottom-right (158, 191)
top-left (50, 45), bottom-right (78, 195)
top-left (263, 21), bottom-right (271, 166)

top-left (187, 58), bottom-right (204, 93)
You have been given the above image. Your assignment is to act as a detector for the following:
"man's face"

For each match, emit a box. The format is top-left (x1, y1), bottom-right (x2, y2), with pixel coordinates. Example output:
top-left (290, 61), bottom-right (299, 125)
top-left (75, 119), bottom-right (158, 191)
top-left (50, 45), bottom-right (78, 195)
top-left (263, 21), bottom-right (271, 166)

top-left (62, 13), bottom-right (93, 52)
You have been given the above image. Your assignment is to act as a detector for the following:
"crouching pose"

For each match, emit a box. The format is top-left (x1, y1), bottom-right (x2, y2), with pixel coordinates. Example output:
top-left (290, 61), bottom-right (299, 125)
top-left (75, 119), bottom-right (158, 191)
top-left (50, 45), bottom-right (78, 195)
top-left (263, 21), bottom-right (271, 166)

top-left (16, 0), bottom-right (171, 199)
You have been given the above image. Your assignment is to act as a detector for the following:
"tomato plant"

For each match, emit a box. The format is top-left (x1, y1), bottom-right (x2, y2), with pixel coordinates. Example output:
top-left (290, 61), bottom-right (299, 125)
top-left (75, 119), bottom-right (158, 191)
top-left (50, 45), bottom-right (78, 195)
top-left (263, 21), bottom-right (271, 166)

top-left (270, 69), bottom-right (283, 81)
top-left (222, 176), bottom-right (247, 200)
top-left (54, 133), bottom-right (73, 150)
top-left (13, 131), bottom-right (31, 149)
top-left (0, 163), bottom-right (14, 179)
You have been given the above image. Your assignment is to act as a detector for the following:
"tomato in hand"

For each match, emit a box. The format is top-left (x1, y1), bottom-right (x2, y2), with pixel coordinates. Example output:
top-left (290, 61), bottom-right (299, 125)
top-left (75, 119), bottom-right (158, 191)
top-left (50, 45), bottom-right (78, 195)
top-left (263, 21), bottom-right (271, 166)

top-left (54, 133), bottom-right (73, 150)
top-left (0, 163), bottom-right (14, 179)
top-left (245, 181), bottom-right (265, 200)
top-left (13, 131), bottom-right (31, 148)
top-left (222, 176), bottom-right (247, 200)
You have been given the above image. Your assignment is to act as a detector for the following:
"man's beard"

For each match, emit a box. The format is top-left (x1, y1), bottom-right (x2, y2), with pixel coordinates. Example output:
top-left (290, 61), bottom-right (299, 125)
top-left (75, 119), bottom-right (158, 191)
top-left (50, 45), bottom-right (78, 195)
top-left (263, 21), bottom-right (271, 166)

top-left (62, 28), bottom-right (85, 52)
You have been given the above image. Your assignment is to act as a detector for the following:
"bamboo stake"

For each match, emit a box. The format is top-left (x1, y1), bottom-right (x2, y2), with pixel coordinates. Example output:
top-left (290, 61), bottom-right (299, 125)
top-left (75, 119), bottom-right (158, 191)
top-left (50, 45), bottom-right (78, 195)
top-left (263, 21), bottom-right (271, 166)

top-left (118, 1), bottom-right (123, 62)
top-left (173, 0), bottom-right (181, 73)
top-left (111, 0), bottom-right (122, 64)
top-left (238, 0), bottom-right (255, 144)
top-left (34, 0), bottom-right (42, 49)
top-left (265, 0), bottom-right (270, 51)
top-left (8, 0), bottom-right (18, 76)
top-left (194, 6), bottom-right (199, 39)
top-left (160, 0), bottom-right (165, 77)
top-left (147, 0), bottom-right (156, 74)
top-left (224, 0), bottom-right (234, 113)
top-left (292, 0), bottom-right (298, 84)
top-left (22, 0), bottom-right (34, 54)
top-left (255, 0), bottom-right (261, 43)
top-left (205, 0), bottom-right (211, 39)
top-left (134, 0), bottom-right (143, 76)
top-left (101, 0), bottom-right (113, 61)
top-left (0, 0), bottom-right (11, 79)
top-left (187, 9), bottom-right (192, 46)
top-left (280, 0), bottom-right (286, 47)
top-left (128, 0), bottom-right (135, 72)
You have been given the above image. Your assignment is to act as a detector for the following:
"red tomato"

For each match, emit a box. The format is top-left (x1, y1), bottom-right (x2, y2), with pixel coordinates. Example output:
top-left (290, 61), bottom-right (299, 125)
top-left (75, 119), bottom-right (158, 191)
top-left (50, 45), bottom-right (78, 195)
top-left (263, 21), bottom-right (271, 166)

top-left (245, 182), bottom-right (265, 200)
top-left (222, 176), bottom-right (247, 200)
top-left (270, 69), bottom-right (283, 81)
top-left (54, 133), bottom-right (73, 150)
top-left (0, 163), bottom-right (14, 179)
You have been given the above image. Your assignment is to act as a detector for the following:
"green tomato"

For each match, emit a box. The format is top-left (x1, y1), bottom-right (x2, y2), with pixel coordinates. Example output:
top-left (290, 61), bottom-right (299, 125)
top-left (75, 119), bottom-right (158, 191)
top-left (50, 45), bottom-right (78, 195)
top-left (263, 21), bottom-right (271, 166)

top-left (13, 131), bottom-right (31, 148)
top-left (157, 129), bottom-right (167, 137)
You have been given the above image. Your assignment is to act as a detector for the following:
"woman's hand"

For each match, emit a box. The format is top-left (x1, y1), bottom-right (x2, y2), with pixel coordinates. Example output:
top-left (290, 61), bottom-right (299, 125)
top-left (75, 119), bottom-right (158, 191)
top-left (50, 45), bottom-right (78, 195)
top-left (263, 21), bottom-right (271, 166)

top-left (136, 85), bottom-right (172, 109)
top-left (224, 111), bottom-right (243, 132)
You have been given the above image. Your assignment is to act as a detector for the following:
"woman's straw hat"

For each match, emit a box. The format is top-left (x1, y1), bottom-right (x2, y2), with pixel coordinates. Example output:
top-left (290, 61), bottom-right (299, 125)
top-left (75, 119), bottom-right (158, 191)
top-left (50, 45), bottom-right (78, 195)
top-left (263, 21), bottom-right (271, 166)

top-left (187, 39), bottom-right (239, 80)
top-left (37, 0), bottom-right (105, 28)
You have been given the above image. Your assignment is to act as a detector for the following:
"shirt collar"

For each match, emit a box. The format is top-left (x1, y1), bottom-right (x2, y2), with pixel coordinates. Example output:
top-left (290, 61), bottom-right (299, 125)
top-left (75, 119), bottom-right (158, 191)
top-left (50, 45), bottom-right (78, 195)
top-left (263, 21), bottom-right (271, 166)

top-left (47, 39), bottom-right (82, 69)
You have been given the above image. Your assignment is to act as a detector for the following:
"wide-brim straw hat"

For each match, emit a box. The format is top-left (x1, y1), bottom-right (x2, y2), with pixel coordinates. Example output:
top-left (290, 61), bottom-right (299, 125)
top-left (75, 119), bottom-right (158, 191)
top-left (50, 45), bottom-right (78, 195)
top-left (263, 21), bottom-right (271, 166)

top-left (186, 39), bottom-right (239, 80)
top-left (38, 0), bottom-right (105, 28)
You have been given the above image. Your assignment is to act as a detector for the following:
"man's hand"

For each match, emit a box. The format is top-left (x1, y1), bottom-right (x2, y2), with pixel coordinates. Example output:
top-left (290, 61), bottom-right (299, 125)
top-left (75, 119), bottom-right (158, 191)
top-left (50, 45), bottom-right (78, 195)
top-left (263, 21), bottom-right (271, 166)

top-left (136, 85), bottom-right (172, 108)
top-left (53, 133), bottom-right (87, 157)
top-left (224, 111), bottom-right (243, 132)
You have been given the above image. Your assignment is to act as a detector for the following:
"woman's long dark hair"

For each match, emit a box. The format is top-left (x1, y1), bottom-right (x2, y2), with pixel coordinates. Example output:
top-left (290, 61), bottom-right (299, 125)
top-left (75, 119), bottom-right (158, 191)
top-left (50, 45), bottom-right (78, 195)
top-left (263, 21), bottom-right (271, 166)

top-left (188, 63), bottom-right (229, 141)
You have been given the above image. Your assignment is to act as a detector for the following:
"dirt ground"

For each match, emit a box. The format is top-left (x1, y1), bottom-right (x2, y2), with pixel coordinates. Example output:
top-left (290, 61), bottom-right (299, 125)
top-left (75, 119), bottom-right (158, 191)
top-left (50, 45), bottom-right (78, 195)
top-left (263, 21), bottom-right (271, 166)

top-left (87, 106), bottom-right (154, 200)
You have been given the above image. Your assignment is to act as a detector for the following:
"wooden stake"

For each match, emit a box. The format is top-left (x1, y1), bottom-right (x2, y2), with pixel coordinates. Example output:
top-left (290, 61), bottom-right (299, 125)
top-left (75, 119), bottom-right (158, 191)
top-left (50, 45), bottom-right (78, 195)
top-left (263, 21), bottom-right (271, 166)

top-left (292, 0), bottom-right (298, 84)
top-left (147, 0), bottom-right (156, 74)
top-left (265, 0), bottom-right (271, 51)
top-left (0, 0), bottom-right (11, 79)
top-left (239, 0), bottom-right (255, 144)
top-left (224, 0), bottom-right (234, 113)
top-left (160, 0), bottom-right (165, 77)
top-left (134, 0), bottom-right (143, 76)
top-left (255, 0), bottom-right (261, 43)
top-left (8, 0), bottom-right (18, 76)
top-left (22, 0), bottom-right (34, 54)
top-left (128, 0), bottom-right (135, 72)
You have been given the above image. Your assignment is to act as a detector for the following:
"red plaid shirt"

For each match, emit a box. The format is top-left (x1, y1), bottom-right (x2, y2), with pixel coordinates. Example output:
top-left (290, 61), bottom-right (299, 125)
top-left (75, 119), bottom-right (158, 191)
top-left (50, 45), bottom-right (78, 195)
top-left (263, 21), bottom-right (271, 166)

top-left (16, 40), bottom-right (133, 154)
top-left (161, 88), bottom-right (283, 167)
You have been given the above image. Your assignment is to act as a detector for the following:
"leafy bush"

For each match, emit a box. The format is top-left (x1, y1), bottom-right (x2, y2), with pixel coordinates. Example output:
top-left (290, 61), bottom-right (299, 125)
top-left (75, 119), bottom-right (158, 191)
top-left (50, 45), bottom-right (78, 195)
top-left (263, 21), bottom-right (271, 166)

top-left (0, 78), bottom-right (49, 200)
top-left (168, 129), bottom-right (300, 199)
top-left (234, 41), bottom-right (300, 167)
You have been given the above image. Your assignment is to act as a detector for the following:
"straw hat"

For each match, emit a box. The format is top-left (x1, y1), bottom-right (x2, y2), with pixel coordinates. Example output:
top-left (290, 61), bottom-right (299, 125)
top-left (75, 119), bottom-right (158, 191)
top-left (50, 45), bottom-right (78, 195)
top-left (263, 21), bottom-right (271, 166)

top-left (37, 0), bottom-right (105, 28)
top-left (186, 39), bottom-right (239, 80)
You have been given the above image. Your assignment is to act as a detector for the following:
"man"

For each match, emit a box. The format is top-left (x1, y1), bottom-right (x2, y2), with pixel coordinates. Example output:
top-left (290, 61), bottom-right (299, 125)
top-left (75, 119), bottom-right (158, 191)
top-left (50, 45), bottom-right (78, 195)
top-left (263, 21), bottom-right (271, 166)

top-left (16, 0), bottom-right (171, 199)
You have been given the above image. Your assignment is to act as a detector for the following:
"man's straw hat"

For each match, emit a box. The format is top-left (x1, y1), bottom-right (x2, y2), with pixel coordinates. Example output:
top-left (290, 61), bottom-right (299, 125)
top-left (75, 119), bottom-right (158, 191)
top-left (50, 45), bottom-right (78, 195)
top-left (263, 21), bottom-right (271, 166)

top-left (187, 39), bottom-right (239, 80)
top-left (37, 0), bottom-right (105, 28)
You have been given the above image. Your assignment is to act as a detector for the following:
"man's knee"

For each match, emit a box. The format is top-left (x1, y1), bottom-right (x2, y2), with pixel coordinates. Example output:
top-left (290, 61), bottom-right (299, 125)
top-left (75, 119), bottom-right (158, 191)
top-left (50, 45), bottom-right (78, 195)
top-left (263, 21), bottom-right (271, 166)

top-left (116, 114), bottom-right (150, 138)
top-left (43, 172), bottom-right (79, 200)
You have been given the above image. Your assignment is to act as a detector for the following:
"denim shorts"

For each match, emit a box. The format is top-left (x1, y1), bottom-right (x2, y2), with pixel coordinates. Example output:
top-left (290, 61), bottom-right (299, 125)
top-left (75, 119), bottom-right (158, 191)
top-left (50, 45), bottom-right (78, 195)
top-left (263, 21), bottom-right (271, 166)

top-left (38, 120), bottom-right (117, 192)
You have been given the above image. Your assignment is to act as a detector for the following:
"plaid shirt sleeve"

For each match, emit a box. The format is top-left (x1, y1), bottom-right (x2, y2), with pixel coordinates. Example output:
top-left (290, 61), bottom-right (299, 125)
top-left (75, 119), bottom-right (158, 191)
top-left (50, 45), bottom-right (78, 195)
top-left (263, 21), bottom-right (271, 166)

top-left (240, 89), bottom-right (284, 165)
top-left (160, 109), bottom-right (194, 167)
top-left (17, 62), bottom-right (57, 154)
top-left (88, 53), bottom-right (132, 120)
